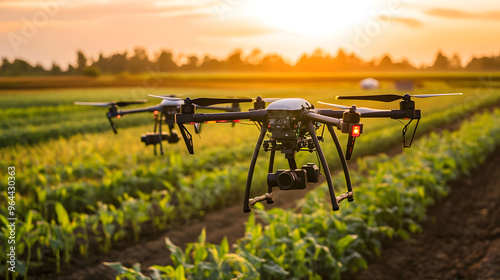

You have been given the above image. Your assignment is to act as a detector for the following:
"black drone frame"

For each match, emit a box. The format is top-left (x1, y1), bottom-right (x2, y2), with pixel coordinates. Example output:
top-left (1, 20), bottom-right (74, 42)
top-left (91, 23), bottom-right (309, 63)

top-left (174, 95), bottom-right (425, 212)
top-left (76, 98), bottom-right (248, 155)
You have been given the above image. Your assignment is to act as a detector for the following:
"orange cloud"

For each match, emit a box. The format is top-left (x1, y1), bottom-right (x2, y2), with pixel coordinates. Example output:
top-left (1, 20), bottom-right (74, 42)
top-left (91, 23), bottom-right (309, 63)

top-left (0, 1), bottom-right (214, 22)
top-left (377, 16), bottom-right (423, 28)
top-left (426, 8), bottom-right (500, 21)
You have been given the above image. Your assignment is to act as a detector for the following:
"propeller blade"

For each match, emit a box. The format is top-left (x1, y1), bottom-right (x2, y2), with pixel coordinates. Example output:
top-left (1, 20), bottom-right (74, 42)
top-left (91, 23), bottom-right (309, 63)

top-left (335, 93), bottom-right (463, 102)
top-left (190, 97), bottom-right (253, 106)
top-left (148, 94), bottom-right (181, 101)
top-left (74, 100), bottom-right (147, 107)
top-left (318, 101), bottom-right (385, 114)
top-left (410, 93), bottom-right (463, 98)
top-left (336, 94), bottom-right (403, 102)
top-left (74, 102), bottom-right (112, 107)
top-left (115, 100), bottom-right (148, 106)
top-left (148, 95), bottom-right (251, 107)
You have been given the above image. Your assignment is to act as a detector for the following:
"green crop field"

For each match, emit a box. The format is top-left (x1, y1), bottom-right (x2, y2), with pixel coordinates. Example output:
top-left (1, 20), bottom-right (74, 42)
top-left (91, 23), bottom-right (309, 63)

top-left (1, 75), bottom-right (499, 279)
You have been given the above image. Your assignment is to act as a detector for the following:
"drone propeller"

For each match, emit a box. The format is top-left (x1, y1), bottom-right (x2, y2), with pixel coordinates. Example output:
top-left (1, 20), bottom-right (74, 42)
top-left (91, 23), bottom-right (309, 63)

top-left (335, 93), bottom-right (462, 102)
top-left (74, 100), bottom-right (147, 134)
top-left (74, 100), bottom-right (148, 107)
top-left (148, 94), bottom-right (252, 106)
top-left (318, 101), bottom-right (385, 114)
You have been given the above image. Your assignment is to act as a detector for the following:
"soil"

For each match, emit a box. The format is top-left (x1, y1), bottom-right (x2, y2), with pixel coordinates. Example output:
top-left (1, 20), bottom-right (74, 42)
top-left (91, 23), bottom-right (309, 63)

top-left (348, 148), bottom-right (500, 280)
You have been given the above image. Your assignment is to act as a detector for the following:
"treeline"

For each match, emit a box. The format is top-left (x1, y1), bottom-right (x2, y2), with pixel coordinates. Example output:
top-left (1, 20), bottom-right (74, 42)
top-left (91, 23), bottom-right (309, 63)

top-left (2, 48), bottom-right (500, 76)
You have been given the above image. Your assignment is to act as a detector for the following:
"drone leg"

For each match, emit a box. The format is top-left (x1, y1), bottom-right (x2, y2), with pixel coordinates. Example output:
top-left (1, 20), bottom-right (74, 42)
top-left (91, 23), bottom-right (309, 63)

top-left (153, 114), bottom-right (159, 156)
top-left (158, 112), bottom-right (164, 155)
top-left (244, 123), bottom-right (268, 213)
top-left (327, 125), bottom-right (354, 202)
top-left (267, 149), bottom-right (275, 195)
top-left (305, 122), bottom-right (339, 211)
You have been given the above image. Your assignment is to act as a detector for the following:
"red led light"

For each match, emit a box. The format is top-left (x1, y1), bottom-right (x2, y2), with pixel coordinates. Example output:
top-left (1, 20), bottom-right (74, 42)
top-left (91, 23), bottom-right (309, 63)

top-left (116, 115), bottom-right (122, 119)
top-left (153, 110), bottom-right (159, 115)
top-left (351, 125), bottom-right (361, 137)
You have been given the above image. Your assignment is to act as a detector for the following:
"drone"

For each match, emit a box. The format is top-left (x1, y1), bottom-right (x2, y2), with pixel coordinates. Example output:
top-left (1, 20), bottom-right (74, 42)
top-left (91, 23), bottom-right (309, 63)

top-left (173, 93), bottom-right (462, 212)
top-left (75, 96), bottom-right (252, 155)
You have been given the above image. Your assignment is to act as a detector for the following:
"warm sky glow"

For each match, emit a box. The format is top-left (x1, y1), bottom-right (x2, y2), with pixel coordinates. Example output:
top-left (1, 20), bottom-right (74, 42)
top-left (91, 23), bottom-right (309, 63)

top-left (1, 0), bottom-right (499, 68)
top-left (239, 0), bottom-right (382, 38)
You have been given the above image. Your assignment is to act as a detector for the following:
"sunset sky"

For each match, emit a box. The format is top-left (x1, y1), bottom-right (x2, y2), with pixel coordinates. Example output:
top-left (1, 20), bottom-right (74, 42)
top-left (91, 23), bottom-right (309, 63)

top-left (1, 0), bottom-right (499, 69)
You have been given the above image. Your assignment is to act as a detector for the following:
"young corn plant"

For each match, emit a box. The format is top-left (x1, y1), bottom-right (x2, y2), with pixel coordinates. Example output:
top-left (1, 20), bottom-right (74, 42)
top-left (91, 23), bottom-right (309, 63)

top-left (73, 213), bottom-right (90, 257)
top-left (119, 192), bottom-right (151, 243)
top-left (93, 203), bottom-right (117, 254)
top-left (151, 189), bottom-right (174, 231)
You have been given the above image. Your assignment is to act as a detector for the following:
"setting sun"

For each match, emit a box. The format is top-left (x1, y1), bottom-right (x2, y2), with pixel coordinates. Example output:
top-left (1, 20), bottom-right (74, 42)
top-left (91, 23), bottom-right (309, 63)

top-left (241, 0), bottom-right (382, 37)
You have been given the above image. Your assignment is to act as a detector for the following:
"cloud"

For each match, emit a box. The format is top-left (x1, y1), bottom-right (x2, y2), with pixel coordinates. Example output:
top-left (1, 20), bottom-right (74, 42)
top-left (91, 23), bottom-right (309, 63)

top-left (426, 8), bottom-right (500, 21)
top-left (201, 20), bottom-right (277, 37)
top-left (377, 16), bottom-right (423, 28)
top-left (0, 1), bottom-right (216, 22)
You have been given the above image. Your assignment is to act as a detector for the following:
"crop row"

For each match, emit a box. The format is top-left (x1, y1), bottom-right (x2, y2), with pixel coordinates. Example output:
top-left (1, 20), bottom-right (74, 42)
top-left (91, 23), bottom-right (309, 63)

top-left (108, 107), bottom-right (500, 279)
top-left (1, 89), bottom-right (497, 278)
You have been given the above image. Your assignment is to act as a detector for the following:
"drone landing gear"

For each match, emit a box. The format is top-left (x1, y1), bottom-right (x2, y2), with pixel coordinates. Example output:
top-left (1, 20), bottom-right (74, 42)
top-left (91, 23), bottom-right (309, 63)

top-left (140, 111), bottom-right (181, 155)
top-left (243, 121), bottom-right (354, 213)
top-left (305, 122), bottom-right (339, 211)
top-left (244, 123), bottom-right (269, 212)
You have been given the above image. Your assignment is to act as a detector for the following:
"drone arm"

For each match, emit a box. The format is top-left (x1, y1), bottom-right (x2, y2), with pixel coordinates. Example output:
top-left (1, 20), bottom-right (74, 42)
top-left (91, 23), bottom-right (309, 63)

top-left (315, 109), bottom-right (344, 118)
top-left (175, 110), bottom-right (267, 124)
top-left (303, 111), bottom-right (342, 128)
top-left (317, 109), bottom-right (420, 119)
top-left (114, 106), bottom-right (163, 117)
top-left (196, 105), bottom-right (240, 112)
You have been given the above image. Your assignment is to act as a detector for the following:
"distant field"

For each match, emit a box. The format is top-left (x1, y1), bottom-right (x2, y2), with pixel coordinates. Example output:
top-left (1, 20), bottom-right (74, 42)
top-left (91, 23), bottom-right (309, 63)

top-left (0, 82), bottom-right (475, 148)
top-left (1, 71), bottom-right (499, 89)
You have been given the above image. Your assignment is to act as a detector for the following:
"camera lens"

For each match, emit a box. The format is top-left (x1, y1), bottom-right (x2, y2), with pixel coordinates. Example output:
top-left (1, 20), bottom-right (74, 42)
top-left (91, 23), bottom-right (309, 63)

top-left (277, 171), bottom-right (297, 189)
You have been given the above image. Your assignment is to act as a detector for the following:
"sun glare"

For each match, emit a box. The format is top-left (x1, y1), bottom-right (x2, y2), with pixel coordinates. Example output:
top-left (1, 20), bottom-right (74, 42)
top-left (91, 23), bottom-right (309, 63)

top-left (242, 0), bottom-right (380, 38)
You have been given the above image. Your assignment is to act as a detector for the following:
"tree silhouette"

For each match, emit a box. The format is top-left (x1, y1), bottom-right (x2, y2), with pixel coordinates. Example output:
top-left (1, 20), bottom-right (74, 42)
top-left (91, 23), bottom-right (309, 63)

top-left (1, 47), bottom-right (500, 76)
top-left (156, 50), bottom-right (177, 72)
top-left (378, 54), bottom-right (395, 70)
top-left (431, 51), bottom-right (450, 70)
top-left (76, 50), bottom-right (87, 72)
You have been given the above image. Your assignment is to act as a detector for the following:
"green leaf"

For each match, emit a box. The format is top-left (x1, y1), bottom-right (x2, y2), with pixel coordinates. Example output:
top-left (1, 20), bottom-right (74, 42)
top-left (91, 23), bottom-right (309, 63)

top-left (54, 202), bottom-right (70, 228)
top-left (198, 227), bottom-right (206, 245)
top-left (150, 265), bottom-right (175, 276)
top-left (262, 261), bottom-right (288, 277)
top-left (49, 239), bottom-right (64, 251)
top-left (175, 265), bottom-right (187, 280)
top-left (220, 236), bottom-right (229, 257)
top-left (396, 229), bottom-right (410, 240)
top-left (337, 235), bottom-right (357, 256)
top-left (165, 238), bottom-right (185, 266)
